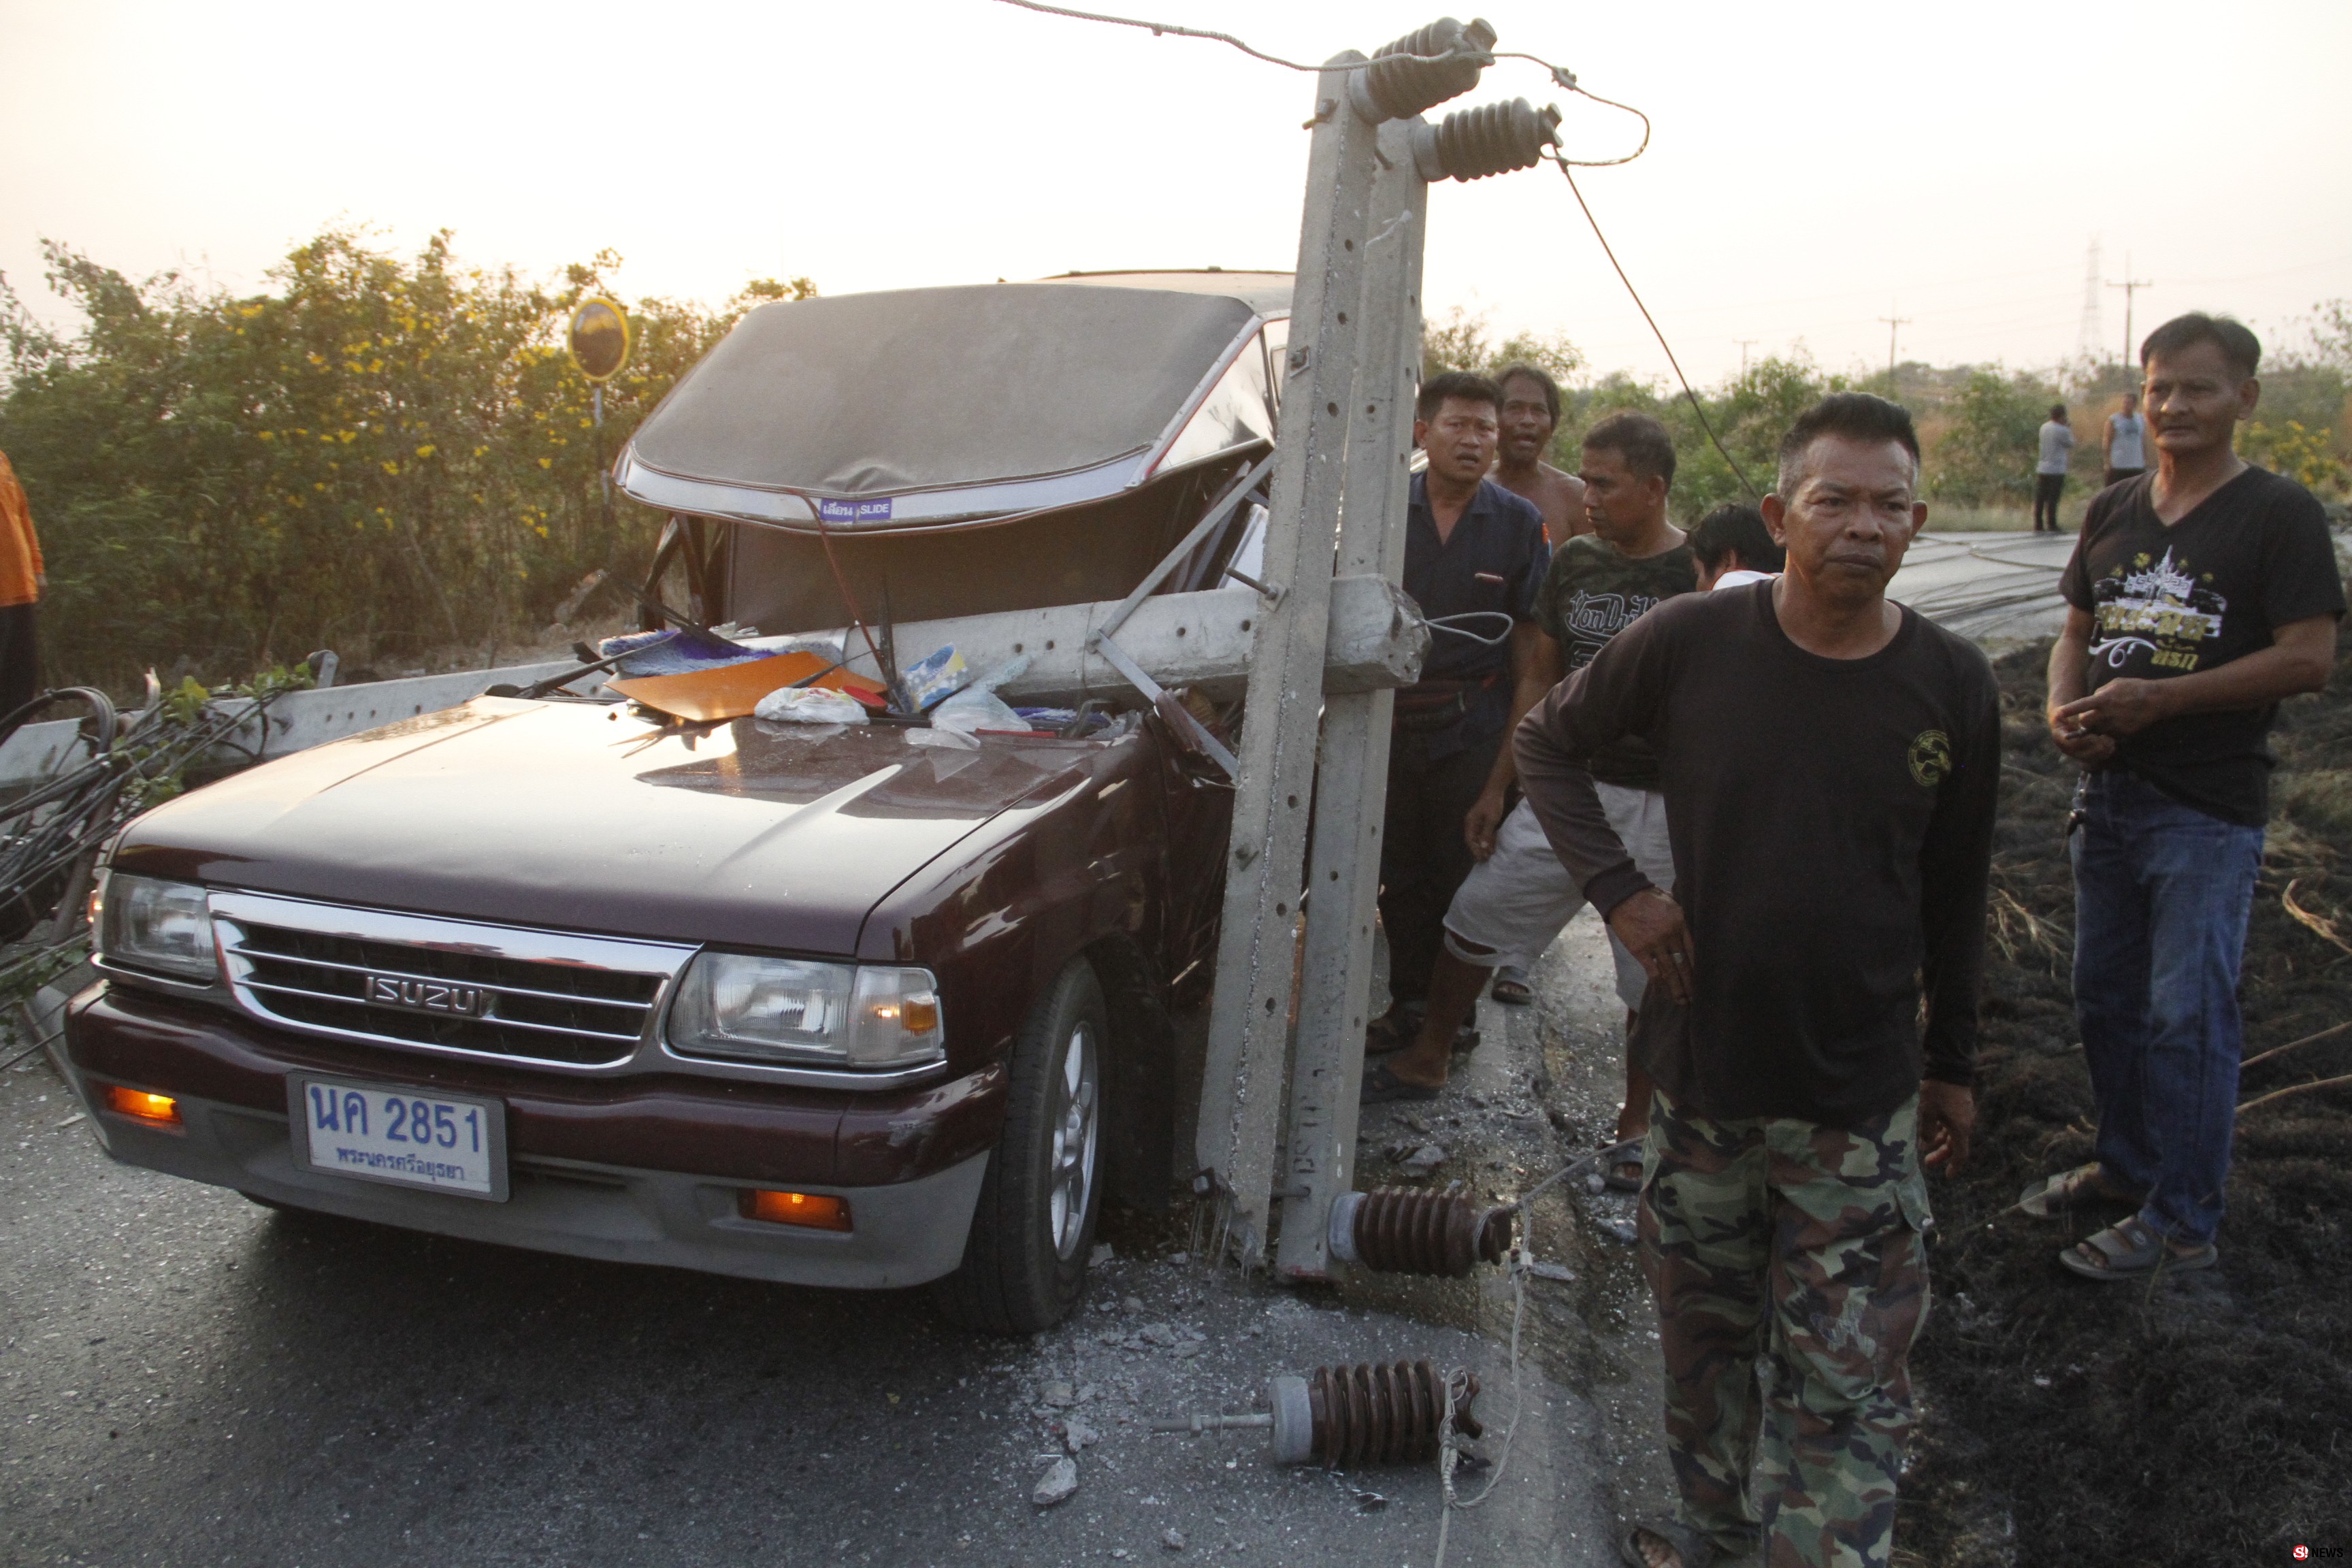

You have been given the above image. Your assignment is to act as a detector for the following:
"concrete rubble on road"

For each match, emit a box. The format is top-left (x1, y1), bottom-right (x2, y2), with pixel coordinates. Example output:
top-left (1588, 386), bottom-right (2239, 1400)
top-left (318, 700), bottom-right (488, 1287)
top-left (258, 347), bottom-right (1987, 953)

top-left (1032, 1453), bottom-right (1080, 1507)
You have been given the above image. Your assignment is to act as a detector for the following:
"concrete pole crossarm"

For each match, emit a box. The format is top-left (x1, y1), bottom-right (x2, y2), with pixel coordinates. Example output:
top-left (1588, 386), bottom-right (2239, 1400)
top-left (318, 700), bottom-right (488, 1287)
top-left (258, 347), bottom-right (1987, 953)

top-left (1194, 56), bottom-right (1383, 1267)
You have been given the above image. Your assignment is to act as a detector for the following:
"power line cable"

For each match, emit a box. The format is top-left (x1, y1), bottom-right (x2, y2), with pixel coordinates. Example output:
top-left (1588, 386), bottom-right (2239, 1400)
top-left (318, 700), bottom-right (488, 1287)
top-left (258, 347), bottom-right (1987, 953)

top-left (987, 0), bottom-right (1452, 73)
top-left (1541, 80), bottom-right (1649, 165)
top-left (1547, 154), bottom-right (1763, 499)
top-left (986, 0), bottom-right (1654, 167)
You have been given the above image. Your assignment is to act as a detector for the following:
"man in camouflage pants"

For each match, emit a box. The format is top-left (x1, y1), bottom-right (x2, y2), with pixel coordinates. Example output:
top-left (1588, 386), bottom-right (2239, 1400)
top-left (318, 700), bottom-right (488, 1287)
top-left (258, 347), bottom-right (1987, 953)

top-left (1642, 1095), bottom-right (1935, 1564)
top-left (1516, 395), bottom-right (1999, 1567)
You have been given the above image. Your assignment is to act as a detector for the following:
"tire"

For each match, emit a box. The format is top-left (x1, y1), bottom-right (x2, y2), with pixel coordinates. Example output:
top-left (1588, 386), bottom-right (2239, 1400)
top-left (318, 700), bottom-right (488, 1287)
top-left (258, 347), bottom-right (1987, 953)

top-left (934, 958), bottom-right (1107, 1335)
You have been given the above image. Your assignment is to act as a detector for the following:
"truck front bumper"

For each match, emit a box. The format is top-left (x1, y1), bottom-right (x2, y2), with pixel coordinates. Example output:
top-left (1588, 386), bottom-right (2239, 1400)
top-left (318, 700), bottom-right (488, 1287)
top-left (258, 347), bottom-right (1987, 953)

top-left (61, 982), bottom-right (998, 1291)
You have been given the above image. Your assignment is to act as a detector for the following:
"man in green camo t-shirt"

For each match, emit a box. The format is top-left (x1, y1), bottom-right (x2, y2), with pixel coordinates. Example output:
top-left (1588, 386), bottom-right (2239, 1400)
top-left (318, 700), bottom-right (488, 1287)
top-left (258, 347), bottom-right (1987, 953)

top-left (1364, 412), bottom-right (1695, 1139)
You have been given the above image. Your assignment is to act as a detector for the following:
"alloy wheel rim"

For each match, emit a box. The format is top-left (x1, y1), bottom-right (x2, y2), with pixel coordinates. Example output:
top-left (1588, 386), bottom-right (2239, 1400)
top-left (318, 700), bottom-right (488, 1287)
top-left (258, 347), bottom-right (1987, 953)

top-left (1047, 1019), bottom-right (1100, 1261)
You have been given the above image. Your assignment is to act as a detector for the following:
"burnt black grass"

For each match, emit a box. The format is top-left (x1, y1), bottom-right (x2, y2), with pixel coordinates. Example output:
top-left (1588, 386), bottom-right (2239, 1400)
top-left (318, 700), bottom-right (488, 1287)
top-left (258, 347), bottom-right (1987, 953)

top-left (1897, 638), bottom-right (2352, 1565)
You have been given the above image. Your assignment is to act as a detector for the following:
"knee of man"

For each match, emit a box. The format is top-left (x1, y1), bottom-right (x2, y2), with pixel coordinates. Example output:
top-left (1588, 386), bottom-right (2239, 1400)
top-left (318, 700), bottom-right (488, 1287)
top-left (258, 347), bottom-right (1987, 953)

top-left (1442, 928), bottom-right (1499, 965)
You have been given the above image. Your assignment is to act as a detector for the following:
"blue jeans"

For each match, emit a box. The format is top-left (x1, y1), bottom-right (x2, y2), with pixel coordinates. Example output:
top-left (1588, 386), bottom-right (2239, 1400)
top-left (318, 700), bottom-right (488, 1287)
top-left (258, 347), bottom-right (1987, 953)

top-left (2070, 770), bottom-right (2264, 1244)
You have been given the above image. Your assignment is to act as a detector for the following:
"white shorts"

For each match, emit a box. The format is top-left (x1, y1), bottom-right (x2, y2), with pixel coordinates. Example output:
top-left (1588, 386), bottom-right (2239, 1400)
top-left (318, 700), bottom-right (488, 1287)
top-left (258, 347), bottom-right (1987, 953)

top-left (1441, 786), bottom-right (1675, 1011)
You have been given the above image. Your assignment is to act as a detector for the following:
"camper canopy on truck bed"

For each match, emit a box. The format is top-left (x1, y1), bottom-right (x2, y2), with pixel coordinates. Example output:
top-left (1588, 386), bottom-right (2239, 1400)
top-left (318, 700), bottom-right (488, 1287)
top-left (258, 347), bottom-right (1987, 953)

top-left (615, 272), bottom-right (1292, 532)
top-left (614, 270), bottom-right (1294, 638)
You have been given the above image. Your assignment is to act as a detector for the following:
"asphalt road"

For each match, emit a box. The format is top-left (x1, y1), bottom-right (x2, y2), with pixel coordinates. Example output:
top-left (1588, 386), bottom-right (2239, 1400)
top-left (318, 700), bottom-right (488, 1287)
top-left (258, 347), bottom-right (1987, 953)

top-left (1889, 528), bottom-right (2074, 644)
top-left (1, 535), bottom-right (2078, 1568)
top-left (1, 985), bottom-right (1632, 1568)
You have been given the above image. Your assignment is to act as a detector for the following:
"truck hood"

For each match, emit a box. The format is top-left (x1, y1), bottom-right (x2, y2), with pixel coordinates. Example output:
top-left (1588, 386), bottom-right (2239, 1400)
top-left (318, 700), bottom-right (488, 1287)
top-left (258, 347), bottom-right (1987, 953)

top-left (113, 698), bottom-right (1102, 955)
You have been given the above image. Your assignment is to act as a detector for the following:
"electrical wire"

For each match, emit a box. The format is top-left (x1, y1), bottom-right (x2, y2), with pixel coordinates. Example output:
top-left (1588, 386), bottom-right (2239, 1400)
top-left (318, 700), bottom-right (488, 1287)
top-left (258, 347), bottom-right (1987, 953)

top-left (985, 0), bottom-right (1656, 172)
top-left (1549, 154), bottom-right (1763, 501)
top-left (802, 504), bottom-right (889, 684)
top-left (1425, 610), bottom-right (1517, 646)
top-left (0, 683), bottom-right (305, 951)
top-left (0, 1024), bottom-right (62, 1075)
top-left (987, 0), bottom-right (1463, 74)
top-left (1425, 1135), bottom-right (1642, 1568)
top-left (1527, 74), bottom-right (1651, 167)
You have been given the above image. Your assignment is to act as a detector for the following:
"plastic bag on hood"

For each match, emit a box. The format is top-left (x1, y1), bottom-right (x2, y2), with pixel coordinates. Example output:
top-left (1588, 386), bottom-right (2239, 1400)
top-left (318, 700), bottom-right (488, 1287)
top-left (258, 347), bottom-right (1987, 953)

top-left (753, 685), bottom-right (868, 725)
top-left (928, 653), bottom-right (1032, 736)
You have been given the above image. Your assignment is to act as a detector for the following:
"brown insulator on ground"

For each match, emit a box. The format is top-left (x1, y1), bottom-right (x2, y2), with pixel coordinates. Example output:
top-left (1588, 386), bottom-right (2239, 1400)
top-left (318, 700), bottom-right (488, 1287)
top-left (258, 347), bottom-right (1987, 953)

top-left (1301, 1360), bottom-right (1482, 1468)
top-left (1330, 1185), bottom-right (1512, 1276)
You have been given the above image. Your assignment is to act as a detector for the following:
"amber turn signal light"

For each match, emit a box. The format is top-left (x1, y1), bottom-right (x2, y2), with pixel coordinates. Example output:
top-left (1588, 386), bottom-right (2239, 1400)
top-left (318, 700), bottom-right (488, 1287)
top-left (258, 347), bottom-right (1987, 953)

top-left (738, 1188), bottom-right (851, 1232)
top-left (101, 1085), bottom-right (181, 1127)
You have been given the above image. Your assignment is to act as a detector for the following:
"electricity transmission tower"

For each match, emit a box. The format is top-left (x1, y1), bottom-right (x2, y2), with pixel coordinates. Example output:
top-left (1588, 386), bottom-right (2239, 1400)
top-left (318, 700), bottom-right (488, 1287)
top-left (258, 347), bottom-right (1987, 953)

top-left (2078, 237), bottom-right (2103, 361)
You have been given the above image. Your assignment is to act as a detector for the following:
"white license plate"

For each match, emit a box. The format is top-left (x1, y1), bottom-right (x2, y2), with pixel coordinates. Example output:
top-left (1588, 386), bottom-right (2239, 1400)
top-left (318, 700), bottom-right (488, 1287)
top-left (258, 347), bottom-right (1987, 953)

top-left (289, 1075), bottom-right (508, 1200)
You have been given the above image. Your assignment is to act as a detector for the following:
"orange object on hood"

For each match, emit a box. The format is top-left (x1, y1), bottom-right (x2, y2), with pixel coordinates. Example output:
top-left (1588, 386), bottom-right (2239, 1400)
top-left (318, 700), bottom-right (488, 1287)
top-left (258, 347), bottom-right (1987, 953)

top-left (605, 652), bottom-right (887, 723)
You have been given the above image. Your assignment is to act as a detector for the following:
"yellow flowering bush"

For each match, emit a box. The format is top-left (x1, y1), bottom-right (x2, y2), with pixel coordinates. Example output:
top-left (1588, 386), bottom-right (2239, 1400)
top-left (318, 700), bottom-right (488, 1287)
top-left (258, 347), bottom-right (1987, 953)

top-left (0, 227), bottom-right (816, 690)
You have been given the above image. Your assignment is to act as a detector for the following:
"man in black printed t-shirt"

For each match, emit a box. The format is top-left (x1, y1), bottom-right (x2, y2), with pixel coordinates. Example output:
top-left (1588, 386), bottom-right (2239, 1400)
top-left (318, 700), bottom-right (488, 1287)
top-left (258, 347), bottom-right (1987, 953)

top-left (2031, 313), bottom-right (2345, 1281)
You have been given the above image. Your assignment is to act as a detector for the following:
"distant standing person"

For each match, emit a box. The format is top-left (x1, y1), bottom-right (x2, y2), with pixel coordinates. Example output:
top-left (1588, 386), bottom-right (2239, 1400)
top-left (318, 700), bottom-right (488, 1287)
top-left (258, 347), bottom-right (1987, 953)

top-left (2033, 314), bottom-right (2342, 1280)
top-left (2034, 402), bottom-right (2075, 532)
top-left (2104, 389), bottom-right (2148, 488)
top-left (1484, 361), bottom-right (1591, 1007)
top-left (0, 449), bottom-right (44, 734)
top-left (1518, 394), bottom-right (1997, 1568)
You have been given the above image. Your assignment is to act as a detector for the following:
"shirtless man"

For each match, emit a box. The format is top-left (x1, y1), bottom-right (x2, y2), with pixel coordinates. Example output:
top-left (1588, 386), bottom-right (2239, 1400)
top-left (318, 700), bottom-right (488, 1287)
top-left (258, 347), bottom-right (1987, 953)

top-left (1484, 363), bottom-right (1590, 1005)
top-left (1494, 363), bottom-right (1589, 547)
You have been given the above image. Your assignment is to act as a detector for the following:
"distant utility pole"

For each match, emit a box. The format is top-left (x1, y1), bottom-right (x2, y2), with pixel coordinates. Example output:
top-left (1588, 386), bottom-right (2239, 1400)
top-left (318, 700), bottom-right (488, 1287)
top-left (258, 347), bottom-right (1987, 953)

top-left (1878, 311), bottom-right (1912, 399)
top-left (2078, 236), bottom-right (2104, 361)
top-left (1733, 338), bottom-right (1759, 377)
top-left (2107, 257), bottom-right (2153, 370)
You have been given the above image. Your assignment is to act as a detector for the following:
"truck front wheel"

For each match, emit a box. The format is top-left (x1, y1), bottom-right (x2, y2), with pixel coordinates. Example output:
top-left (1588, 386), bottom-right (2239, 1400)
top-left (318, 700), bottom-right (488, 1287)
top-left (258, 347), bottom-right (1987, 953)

top-left (934, 958), bottom-right (1105, 1334)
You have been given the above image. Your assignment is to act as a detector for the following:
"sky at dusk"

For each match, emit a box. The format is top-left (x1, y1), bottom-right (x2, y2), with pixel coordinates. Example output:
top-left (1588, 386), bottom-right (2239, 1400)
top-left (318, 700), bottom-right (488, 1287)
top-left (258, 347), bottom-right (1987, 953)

top-left (3, 0), bottom-right (2348, 387)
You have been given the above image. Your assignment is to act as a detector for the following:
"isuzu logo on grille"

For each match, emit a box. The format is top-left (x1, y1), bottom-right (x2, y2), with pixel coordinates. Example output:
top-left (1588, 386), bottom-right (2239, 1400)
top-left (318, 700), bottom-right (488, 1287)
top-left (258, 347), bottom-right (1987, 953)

top-left (363, 974), bottom-right (494, 1017)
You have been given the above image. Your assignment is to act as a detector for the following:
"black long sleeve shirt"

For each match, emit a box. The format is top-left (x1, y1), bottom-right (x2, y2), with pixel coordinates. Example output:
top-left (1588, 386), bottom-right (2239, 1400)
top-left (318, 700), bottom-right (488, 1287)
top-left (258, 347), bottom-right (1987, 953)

top-left (1514, 581), bottom-right (2001, 1125)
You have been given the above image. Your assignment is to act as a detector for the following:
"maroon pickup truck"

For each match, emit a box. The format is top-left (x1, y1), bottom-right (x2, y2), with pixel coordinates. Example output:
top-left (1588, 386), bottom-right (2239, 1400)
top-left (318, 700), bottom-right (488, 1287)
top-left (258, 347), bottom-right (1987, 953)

top-left (64, 271), bottom-right (1289, 1333)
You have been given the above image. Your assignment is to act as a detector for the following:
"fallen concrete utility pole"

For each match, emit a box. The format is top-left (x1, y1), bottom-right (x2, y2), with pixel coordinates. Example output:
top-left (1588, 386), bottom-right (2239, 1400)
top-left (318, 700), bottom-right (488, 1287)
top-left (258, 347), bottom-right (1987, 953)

top-left (1192, 20), bottom-right (1569, 1277)
top-left (0, 577), bottom-right (1426, 791)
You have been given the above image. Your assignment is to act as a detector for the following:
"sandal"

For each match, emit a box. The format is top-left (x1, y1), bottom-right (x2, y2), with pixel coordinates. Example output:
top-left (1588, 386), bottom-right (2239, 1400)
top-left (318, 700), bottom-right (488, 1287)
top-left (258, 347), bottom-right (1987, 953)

top-left (1359, 1062), bottom-right (1443, 1104)
top-left (2017, 1162), bottom-right (2142, 1218)
top-left (1617, 1520), bottom-right (1714, 1568)
top-left (1364, 1019), bottom-right (1480, 1058)
top-left (2058, 1215), bottom-right (2218, 1281)
top-left (1362, 1011), bottom-right (1418, 1057)
top-left (1490, 976), bottom-right (1534, 1007)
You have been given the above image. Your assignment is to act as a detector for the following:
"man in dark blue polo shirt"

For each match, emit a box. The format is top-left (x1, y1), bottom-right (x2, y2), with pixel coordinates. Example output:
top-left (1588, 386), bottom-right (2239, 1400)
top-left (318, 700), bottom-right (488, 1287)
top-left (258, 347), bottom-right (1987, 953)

top-left (1365, 370), bottom-right (1552, 1059)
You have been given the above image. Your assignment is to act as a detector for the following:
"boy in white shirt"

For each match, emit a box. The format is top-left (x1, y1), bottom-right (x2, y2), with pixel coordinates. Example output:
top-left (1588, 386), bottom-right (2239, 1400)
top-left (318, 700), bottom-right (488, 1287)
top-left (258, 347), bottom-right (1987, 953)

top-left (1688, 501), bottom-right (1784, 591)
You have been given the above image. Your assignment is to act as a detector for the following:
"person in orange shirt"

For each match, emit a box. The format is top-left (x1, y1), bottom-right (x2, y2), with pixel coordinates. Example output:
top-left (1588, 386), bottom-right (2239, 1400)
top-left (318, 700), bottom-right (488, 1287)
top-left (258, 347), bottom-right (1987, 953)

top-left (0, 449), bottom-right (46, 728)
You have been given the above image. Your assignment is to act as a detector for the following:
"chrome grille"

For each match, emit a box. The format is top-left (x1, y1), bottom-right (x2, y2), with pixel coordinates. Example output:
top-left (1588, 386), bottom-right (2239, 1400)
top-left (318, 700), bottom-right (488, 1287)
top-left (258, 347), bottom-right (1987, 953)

top-left (211, 891), bottom-right (694, 1068)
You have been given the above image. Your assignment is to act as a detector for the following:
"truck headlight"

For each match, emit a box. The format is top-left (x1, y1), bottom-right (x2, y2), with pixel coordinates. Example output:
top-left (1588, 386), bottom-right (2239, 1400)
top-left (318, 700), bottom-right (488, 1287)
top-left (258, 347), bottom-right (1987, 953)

top-left (668, 954), bottom-right (944, 1071)
top-left (97, 874), bottom-right (219, 983)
